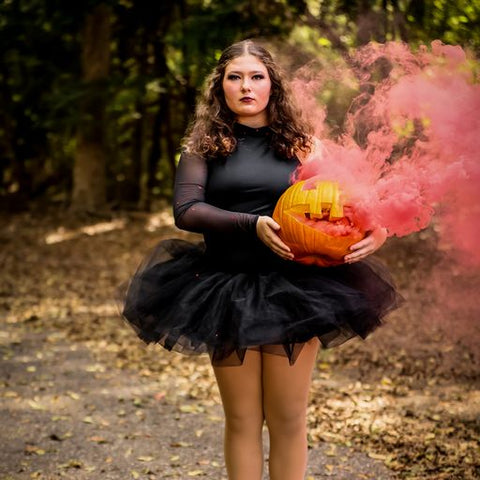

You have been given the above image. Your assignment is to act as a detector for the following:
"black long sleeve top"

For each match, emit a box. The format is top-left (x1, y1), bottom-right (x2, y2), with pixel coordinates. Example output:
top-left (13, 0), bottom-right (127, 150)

top-left (173, 123), bottom-right (299, 269)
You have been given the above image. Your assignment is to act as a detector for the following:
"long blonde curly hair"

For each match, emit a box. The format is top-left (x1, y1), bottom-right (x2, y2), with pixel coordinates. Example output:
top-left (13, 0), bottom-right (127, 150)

top-left (183, 39), bottom-right (312, 160)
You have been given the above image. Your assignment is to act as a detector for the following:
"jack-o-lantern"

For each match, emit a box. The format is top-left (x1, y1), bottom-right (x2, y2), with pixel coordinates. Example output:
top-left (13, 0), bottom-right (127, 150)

top-left (272, 180), bottom-right (364, 267)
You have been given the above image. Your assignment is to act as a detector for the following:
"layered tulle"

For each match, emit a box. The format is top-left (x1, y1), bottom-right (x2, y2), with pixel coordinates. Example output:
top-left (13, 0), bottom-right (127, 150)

top-left (119, 239), bottom-right (402, 366)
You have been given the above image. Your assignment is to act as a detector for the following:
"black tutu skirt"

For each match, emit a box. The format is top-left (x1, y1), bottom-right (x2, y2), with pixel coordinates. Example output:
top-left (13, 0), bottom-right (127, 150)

top-left (119, 239), bottom-right (403, 366)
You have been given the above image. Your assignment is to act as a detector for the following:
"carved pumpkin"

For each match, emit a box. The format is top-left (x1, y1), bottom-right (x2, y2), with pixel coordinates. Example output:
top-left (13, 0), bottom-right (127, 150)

top-left (272, 180), bottom-right (364, 267)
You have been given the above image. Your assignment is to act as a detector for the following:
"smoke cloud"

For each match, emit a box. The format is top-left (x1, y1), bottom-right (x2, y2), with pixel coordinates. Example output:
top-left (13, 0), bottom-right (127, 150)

top-left (292, 41), bottom-right (480, 267)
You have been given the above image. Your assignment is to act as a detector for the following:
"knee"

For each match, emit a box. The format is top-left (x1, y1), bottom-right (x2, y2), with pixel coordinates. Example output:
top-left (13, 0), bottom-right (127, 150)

top-left (225, 410), bottom-right (264, 436)
top-left (264, 406), bottom-right (307, 437)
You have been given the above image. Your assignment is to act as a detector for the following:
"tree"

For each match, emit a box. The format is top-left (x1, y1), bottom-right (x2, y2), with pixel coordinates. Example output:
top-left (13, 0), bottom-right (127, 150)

top-left (71, 3), bottom-right (111, 212)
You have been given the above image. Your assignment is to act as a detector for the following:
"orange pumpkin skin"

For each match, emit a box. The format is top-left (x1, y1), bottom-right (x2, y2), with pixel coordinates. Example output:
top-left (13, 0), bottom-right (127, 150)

top-left (272, 180), bottom-right (365, 267)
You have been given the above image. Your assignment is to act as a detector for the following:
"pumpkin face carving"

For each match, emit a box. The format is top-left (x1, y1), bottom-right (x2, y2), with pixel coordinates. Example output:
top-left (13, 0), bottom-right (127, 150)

top-left (272, 180), bottom-right (364, 267)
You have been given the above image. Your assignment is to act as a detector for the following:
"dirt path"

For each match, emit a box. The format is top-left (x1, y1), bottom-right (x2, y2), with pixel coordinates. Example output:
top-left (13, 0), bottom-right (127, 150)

top-left (1, 321), bottom-right (395, 480)
top-left (1, 210), bottom-right (479, 479)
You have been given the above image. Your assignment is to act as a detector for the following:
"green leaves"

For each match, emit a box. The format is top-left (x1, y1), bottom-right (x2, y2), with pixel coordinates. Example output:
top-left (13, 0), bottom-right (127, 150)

top-left (2, 0), bottom-right (479, 208)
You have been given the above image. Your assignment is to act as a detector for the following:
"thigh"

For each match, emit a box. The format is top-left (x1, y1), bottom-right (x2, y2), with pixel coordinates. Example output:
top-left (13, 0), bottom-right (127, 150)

top-left (262, 339), bottom-right (319, 422)
top-left (213, 349), bottom-right (264, 423)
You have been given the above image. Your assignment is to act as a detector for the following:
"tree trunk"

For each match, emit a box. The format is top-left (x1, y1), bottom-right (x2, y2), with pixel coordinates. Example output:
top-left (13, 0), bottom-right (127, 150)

top-left (391, 0), bottom-right (409, 42)
top-left (72, 4), bottom-right (111, 212)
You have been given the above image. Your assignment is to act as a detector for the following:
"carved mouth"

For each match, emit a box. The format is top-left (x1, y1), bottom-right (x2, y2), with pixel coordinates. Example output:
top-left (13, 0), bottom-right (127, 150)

top-left (286, 205), bottom-right (359, 237)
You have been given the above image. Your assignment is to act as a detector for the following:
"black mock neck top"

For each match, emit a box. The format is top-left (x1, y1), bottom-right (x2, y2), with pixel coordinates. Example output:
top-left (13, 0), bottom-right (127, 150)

top-left (173, 123), bottom-right (299, 268)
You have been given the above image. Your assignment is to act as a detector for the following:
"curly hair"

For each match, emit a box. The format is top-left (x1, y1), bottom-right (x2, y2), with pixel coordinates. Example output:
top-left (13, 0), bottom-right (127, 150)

top-left (183, 40), bottom-right (312, 160)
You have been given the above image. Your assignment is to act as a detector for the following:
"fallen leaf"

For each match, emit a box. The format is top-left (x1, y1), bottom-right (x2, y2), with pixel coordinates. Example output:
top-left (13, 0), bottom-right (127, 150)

top-left (367, 452), bottom-right (387, 460)
top-left (24, 445), bottom-right (46, 456)
top-left (89, 436), bottom-right (108, 444)
top-left (325, 444), bottom-right (337, 457)
top-left (137, 456), bottom-right (154, 462)
top-left (170, 441), bottom-right (191, 448)
top-left (59, 459), bottom-right (83, 469)
top-left (154, 391), bottom-right (166, 401)
top-left (28, 400), bottom-right (46, 411)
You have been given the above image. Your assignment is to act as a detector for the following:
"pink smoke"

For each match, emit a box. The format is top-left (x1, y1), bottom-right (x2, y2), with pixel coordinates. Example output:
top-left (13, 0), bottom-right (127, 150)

top-left (293, 41), bottom-right (480, 266)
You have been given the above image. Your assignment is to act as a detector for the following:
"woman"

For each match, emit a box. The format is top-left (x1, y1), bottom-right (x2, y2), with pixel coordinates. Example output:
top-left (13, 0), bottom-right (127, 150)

top-left (121, 40), bottom-right (401, 480)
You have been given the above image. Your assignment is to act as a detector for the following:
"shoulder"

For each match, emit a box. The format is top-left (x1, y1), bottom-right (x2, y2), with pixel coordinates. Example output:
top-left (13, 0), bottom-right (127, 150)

top-left (180, 149), bottom-right (207, 163)
top-left (176, 150), bottom-right (210, 175)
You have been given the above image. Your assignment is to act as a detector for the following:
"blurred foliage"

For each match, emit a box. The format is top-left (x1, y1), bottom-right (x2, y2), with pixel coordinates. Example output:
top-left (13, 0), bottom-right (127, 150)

top-left (0, 0), bottom-right (479, 210)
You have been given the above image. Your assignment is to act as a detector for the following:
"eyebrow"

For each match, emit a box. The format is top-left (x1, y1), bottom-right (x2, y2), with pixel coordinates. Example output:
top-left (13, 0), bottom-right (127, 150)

top-left (226, 70), bottom-right (266, 75)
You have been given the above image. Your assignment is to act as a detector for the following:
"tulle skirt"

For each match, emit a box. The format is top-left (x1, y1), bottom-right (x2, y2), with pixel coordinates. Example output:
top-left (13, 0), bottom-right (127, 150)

top-left (119, 239), bottom-right (403, 366)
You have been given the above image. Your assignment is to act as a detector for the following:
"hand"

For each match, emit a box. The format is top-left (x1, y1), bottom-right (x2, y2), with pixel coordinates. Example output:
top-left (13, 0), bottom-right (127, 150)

top-left (256, 216), bottom-right (294, 261)
top-left (344, 227), bottom-right (387, 264)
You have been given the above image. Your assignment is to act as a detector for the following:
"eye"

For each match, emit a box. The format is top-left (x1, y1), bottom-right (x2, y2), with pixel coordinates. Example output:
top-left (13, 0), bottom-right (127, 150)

top-left (226, 74), bottom-right (240, 80)
top-left (252, 74), bottom-right (265, 80)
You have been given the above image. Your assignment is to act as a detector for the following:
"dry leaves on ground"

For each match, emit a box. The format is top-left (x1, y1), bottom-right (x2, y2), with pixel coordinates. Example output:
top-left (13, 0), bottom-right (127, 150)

top-left (1, 209), bottom-right (479, 479)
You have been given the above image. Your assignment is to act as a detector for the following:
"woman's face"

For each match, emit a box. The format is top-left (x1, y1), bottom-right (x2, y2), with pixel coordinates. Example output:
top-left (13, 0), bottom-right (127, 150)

top-left (222, 54), bottom-right (272, 127)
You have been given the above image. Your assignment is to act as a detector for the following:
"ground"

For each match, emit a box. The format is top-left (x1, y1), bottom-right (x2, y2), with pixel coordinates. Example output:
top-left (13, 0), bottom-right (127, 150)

top-left (0, 208), bottom-right (479, 479)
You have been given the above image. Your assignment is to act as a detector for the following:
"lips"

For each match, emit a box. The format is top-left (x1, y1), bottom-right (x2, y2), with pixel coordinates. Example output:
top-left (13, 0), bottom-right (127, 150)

top-left (240, 96), bottom-right (254, 103)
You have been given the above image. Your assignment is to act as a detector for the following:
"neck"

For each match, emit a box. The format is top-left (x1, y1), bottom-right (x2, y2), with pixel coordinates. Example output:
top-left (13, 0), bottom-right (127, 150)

top-left (236, 116), bottom-right (269, 129)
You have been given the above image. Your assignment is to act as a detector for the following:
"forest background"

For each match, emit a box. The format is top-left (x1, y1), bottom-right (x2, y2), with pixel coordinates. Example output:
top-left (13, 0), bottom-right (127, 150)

top-left (2, 0), bottom-right (479, 212)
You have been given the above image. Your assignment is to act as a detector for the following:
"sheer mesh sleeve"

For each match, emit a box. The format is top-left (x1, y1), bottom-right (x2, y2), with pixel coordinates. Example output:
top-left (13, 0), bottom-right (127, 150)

top-left (173, 152), bottom-right (259, 234)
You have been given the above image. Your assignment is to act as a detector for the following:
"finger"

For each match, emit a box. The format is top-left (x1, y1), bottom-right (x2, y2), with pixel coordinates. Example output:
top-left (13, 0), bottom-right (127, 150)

top-left (344, 255), bottom-right (362, 264)
top-left (272, 246), bottom-right (294, 260)
top-left (277, 250), bottom-right (294, 260)
top-left (264, 229), bottom-right (291, 251)
top-left (270, 239), bottom-right (294, 259)
top-left (344, 248), bottom-right (367, 263)
top-left (270, 237), bottom-right (291, 253)
top-left (349, 237), bottom-right (372, 251)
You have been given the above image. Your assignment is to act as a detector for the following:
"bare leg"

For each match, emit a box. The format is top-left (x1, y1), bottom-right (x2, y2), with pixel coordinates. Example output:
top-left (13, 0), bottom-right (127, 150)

top-left (213, 350), bottom-right (264, 480)
top-left (262, 339), bottom-right (319, 480)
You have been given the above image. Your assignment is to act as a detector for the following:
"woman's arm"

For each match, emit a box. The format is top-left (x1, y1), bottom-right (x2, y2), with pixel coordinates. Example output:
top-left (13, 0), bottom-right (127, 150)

top-left (173, 152), bottom-right (259, 234)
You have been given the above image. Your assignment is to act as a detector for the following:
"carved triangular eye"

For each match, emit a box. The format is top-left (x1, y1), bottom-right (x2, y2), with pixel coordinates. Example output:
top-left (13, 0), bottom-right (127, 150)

top-left (272, 180), bottom-right (364, 267)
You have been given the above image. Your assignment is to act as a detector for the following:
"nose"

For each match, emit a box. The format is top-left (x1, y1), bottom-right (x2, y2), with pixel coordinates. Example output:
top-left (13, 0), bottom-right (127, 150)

top-left (241, 78), bottom-right (251, 92)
